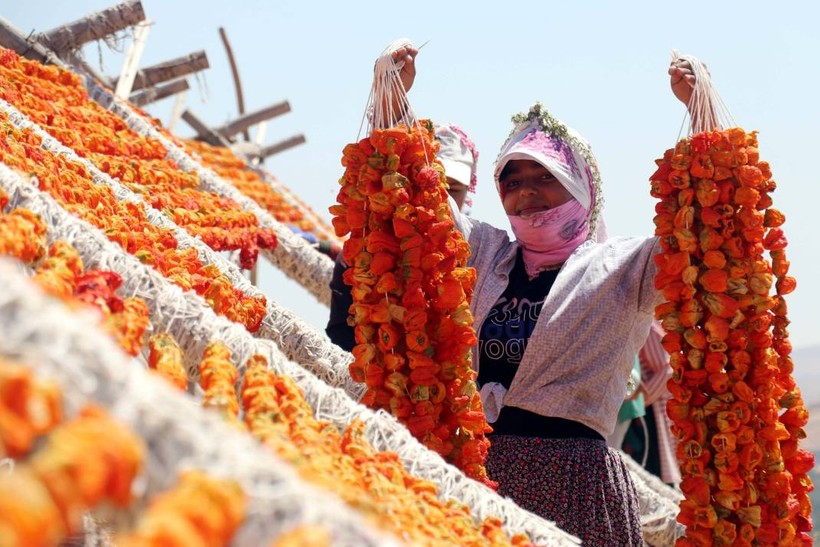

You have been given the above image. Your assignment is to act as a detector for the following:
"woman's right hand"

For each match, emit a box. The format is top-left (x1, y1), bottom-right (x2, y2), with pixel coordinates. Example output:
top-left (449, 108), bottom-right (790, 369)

top-left (389, 45), bottom-right (418, 93)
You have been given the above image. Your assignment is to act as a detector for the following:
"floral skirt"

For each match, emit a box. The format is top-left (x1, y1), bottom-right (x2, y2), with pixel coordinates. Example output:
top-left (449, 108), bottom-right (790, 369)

top-left (486, 435), bottom-right (644, 546)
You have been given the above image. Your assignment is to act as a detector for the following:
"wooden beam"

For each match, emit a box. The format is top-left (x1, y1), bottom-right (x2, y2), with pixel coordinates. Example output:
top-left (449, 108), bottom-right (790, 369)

top-left (35, 0), bottom-right (146, 54)
top-left (259, 134), bottom-right (306, 158)
top-left (120, 50), bottom-right (209, 92)
top-left (214, 101), bottom-right (291, 138)
top-left (218, 27), bottom-right (249, 142)
top-left (181, 110), bottom-right (230, 147)
top-left (0, 16), bottom-right (62, 64)
top-left (129, 78), bottom-right (189, 106)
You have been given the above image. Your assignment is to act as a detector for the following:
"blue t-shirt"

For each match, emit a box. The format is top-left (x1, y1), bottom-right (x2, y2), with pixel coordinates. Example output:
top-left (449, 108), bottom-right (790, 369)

top-left (477, 251), bottom-right (558, 389)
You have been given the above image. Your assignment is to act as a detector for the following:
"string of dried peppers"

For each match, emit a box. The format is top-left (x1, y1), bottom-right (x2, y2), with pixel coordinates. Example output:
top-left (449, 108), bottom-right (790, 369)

top-left (0, 196), bottom-right (150, 356)
top-left (331, 121), bottom-right (493, 486)
top-left (0, 111), bottom-right (267, 331)
top-left (651, 127), bottom-right (813, 545)
top-left (147, 333), bottom-right (189, 391)
top-left (0, 358), bottom-right (145, 545)
top-left (116, 470), bottom-right (247, 547)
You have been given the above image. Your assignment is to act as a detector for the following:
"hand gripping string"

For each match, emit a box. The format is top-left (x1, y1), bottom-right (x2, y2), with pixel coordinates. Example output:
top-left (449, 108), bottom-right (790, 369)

top-left (671, 50), bottom-right (735, 137)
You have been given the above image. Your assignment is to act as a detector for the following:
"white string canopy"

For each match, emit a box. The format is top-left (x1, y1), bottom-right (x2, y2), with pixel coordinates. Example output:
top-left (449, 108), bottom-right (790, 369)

top-left (0, 97), bottom-right (361, 398)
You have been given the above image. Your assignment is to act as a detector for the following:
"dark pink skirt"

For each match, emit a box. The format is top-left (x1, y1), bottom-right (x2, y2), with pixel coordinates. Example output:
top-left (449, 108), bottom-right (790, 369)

top-left (486, 435), bottom-right (644, 546)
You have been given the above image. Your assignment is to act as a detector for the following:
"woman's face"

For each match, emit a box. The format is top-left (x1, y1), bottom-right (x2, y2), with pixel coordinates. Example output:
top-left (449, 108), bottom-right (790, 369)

top-left (499, 160), bottom-right (573, 216)
top-left (446, 178), bottom-right (469, 211)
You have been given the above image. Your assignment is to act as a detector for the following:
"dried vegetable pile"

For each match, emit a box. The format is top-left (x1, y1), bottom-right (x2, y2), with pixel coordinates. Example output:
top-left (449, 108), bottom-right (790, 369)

top-left (0, 188), bottom-right (149, 355)
top-left (651, 125), bottom-right (814, 545)
top-left (186, 341), bottom-right (533, 546)
top-left (331, 122), bottom-right (494, 486)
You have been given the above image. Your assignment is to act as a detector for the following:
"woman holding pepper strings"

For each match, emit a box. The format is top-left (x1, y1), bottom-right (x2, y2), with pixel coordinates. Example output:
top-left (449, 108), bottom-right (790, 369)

top-left (380, 45), bottom-right (700, 545)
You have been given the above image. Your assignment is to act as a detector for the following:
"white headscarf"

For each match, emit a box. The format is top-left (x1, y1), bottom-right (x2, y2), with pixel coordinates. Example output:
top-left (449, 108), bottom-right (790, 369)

top-left (495, 103), bottom-right (607, 243)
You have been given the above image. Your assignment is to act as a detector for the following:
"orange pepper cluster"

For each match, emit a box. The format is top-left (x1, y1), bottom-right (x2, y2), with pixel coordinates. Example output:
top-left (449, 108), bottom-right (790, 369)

top-left (0, 112), bottom-right (267, 332)
top-left (0, 48), bottom-right (277, 270)
top-left (330, 121), bottom-right (493, 486)
top-left (199, 340), bottom-right (243, 425)
top-left (0, 198), bottom-right (150, 356)
top-left (0, 189), bottom-right (47, 263)
top-left (650, 128), bottom-right (813, 546)
top-left (0, 357), bottom-right (62, 458)
top-left (233, 350), bottom-right (531, 546)
top-left (116, 470), bottom-right (247, 547)
top-left (270, 525), bottom-right (331, 547)
top-left (0, 358), bottom-right (145, 546)
top-left (147, 333), bottom-right (189, 391)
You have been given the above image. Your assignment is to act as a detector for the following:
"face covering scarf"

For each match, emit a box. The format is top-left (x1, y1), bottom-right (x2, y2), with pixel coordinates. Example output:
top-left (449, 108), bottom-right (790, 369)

top-left (507, 198), bottom-right (590, 278)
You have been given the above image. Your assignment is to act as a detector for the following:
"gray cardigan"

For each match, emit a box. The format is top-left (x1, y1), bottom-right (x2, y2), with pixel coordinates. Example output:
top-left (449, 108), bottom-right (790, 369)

top-left (454, 210), bottom-right (662, 438)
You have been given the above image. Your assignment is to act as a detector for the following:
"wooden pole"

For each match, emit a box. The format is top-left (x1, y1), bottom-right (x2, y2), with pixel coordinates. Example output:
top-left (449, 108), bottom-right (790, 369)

top-left (129, 78), bottom-right (189, 106)
top-left (218, 27), bottom-right (250, 142)
top-left (259, 134), bottom-right (306, 158)
top-left (213, 101), bottom-right (291, 138)
top-left (181, 110), bottom-right (230, 147)
top-left (121, 50), bottom-right (209, 92)
top-left (113, 19), bottom-right (151, 99)
top-left (167, 90), bottom-right (188, 132)
top-left (36, 0), bottom-right (146, 54)
top-left (0, 16), bottom-right (62, 64)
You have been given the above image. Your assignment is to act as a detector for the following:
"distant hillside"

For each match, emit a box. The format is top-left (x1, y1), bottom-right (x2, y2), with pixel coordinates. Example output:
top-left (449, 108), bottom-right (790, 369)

top-left (791, 345), bottom-right (820, 456)
top-left (793, 345), bottom-right (820, 405)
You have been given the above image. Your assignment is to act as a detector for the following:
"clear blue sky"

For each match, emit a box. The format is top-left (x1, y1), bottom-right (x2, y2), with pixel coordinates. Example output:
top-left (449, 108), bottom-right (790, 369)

top-left (7, 1), bottom-right (820, 351)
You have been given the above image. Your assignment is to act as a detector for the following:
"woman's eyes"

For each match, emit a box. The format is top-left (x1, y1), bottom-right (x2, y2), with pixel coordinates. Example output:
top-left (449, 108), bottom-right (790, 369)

top-left (502, 179), bottom-right (520, 190)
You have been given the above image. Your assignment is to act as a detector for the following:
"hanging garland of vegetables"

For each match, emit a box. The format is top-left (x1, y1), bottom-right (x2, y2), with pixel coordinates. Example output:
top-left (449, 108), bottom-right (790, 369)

top-left (651, 125), bottom-right (813, 545)
top-left (332, 121), bottom-right (493, 487)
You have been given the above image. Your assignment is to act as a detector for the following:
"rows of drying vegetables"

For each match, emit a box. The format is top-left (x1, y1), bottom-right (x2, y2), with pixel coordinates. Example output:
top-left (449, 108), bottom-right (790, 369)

top-left (0, 56), bottom-right (538, 545)
top-left (183, 138), bottom-right (339, 244)
top-left (0, 194), bottom-right (249, 545)
top-left (651, 128), bottom-right (813, 545)
top-left (0, 105), bottom-right (268, 332)
top-left (0, 49), bottom-right (280, 272)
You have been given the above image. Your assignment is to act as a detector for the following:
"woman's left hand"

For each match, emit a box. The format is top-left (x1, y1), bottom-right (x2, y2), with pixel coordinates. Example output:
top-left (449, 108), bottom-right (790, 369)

top-left (668, 58), bottom-right (697, 106)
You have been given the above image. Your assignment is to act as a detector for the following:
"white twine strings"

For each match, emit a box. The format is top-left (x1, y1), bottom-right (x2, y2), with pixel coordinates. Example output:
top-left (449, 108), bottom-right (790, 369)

top-left (361, 38), bottom-right (432, 165)
top-left (672, 50), bottom-right (735, 136)
top-left (0, 164), bottom-right (580, 546)
top-left (0, 258), bottom-right (398, 547)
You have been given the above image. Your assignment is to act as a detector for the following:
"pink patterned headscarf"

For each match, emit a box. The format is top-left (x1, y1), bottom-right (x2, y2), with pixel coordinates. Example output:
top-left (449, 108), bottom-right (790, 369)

top-left (494, 104), bottom-right (607, 275)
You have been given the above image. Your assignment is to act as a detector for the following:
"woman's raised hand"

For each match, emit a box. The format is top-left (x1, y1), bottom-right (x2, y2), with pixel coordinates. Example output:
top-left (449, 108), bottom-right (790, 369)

top-left (668, 58), bottom-right (698, 107)
top-left (390, 45), bottom-right (419, 93)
